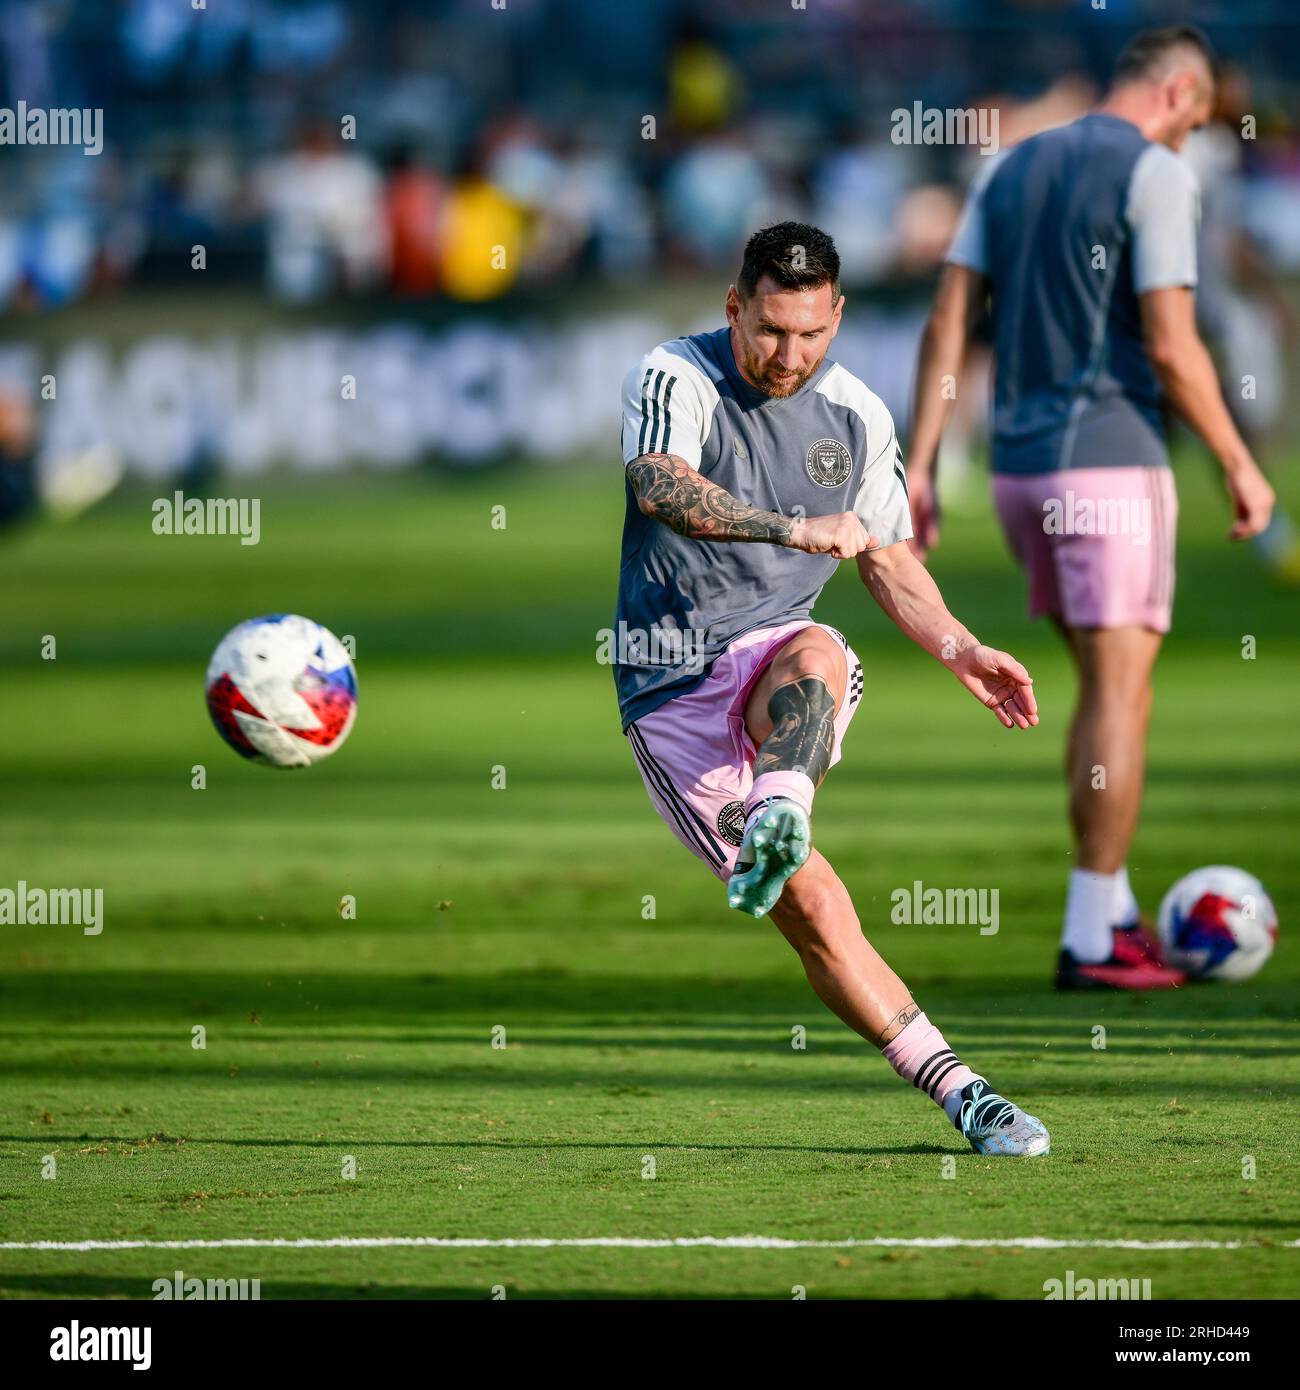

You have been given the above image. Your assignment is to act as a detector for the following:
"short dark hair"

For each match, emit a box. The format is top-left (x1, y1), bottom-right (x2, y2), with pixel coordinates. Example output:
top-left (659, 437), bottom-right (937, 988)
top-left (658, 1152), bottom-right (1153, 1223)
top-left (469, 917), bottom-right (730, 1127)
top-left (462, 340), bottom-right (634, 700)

top-left (1113, 25), bottom-right (1216, 86)
top-left (737, 222), bottom-right (840, 301)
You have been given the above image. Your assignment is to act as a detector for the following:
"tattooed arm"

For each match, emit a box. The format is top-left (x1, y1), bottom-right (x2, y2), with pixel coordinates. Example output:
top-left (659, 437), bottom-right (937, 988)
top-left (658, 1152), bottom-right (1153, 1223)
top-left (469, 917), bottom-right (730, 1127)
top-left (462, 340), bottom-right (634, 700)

top-left (626, 453), bottom-right (875, 557)
top-left (627, 451), bottom-right (793, 543)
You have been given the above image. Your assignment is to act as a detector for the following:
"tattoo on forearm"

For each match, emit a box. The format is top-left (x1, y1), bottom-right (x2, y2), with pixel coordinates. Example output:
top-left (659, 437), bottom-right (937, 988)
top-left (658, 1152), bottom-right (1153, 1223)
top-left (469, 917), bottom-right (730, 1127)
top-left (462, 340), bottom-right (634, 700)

top-left (877, 1001), bottom-right (921, 1046)
top-left (754, 677), bottom-right (837, 786)
top-left (627, 453), bottom-right (793, 544)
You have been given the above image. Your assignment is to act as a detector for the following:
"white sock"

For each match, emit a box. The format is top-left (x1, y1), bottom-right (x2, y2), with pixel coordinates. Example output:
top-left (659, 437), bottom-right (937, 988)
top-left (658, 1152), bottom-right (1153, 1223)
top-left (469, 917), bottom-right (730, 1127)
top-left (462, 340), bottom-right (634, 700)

top-left (1111, 866), bottom-right (1140, 928)
top-left (1062, 868), bottom-right (1120, 962)
top-left (942, 1081), bottom-right (986, 1126)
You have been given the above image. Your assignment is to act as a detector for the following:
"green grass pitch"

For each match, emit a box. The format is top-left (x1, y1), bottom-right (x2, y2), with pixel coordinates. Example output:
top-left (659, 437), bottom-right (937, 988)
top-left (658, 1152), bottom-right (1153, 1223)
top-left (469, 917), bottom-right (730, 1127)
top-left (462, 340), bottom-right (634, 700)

top-left (0, 455), bottom-right (1296, 1299)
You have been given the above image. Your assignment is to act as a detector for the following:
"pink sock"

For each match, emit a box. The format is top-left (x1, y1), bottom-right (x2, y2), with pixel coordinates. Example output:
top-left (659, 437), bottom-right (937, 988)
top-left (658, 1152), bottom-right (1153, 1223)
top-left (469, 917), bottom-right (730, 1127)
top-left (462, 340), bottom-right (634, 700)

top-left (746, 770), bottom-right (816, 826)
top-left (881, 1012), bottom-right (980, 1122)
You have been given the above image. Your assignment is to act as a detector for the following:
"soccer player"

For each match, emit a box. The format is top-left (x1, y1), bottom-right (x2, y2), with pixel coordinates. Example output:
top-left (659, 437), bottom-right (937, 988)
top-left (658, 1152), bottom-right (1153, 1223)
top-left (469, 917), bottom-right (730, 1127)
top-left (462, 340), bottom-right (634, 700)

top-left (907, 27), bottom-right (1275, 989)
top-left (615, 222), bottom-right (1049, 1157)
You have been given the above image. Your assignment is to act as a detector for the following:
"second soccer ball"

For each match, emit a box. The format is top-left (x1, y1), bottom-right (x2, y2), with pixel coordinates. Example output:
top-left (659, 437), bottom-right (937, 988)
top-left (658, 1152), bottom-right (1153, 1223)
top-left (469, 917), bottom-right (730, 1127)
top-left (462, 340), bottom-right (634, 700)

top-left (1157, 866), bottom-right (1278, 982)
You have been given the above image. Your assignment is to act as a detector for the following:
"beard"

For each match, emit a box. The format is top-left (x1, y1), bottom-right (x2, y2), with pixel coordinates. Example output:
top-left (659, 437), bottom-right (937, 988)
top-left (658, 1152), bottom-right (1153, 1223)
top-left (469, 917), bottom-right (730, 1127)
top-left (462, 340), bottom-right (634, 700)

top-left (736, 339), bottom-right (824, 398)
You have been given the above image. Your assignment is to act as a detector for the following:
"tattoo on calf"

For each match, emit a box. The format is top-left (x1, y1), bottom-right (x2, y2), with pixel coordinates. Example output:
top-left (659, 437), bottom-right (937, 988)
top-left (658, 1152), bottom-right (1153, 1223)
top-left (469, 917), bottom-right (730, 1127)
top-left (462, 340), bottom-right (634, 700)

top-left (627, 453), bottom-right (793, 545)
top-left (754, 676), bottom-right (837, 786)
top-left (878, 1002), bottom-right (921, 1046)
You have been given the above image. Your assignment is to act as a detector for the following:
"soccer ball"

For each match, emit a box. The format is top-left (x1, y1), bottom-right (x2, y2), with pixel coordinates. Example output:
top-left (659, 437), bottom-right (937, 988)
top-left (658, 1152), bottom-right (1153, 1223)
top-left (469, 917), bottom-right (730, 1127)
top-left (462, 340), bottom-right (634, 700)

top-left (1157, 866), bottom-right (1278, 982)
top-left (205, 614), bottom-right (357, 768)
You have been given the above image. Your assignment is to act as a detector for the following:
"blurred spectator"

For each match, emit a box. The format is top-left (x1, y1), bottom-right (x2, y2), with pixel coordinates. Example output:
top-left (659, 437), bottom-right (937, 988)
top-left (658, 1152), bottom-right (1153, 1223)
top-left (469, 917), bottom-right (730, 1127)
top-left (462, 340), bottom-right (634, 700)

top-left (892, 184), bottom-right (963, 278)
top-left (256, 123), bottom-right (388, 301)
top-left (384, 146), bottom-right (444, 296)
top-left (662, 130), bottom-right (774, 265)
top-left (438, 153), bottom-right (525, 302)
top-left (668, 31), bottom-right (743, 133)
top-left (811, 132), bottom-right (911, 284)
top-left (0, 1), bottom-right (1295, 308)
top-left (549, 135), bottom-right (655, 279)
top-left (1184, 64), bottom-right (1300, 579)
top-left (0, 385), bottom-right (38, 527)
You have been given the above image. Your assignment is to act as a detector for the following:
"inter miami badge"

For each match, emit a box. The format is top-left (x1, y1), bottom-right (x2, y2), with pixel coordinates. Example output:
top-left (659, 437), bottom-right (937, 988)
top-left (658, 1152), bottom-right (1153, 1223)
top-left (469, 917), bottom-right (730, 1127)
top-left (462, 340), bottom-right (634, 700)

top-left (717, 800), bottom-right (747, 848)
top-left (805, 438), bottom-right (852, 487)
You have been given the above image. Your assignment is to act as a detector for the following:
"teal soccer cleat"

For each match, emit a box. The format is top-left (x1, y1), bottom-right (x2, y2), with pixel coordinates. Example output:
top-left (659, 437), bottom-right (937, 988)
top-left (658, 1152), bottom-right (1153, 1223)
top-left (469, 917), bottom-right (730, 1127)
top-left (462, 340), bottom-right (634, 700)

top-left (726, 798), bottom-right (810, 918)
top-left (956, 1079), bottom-right (1051, 1157)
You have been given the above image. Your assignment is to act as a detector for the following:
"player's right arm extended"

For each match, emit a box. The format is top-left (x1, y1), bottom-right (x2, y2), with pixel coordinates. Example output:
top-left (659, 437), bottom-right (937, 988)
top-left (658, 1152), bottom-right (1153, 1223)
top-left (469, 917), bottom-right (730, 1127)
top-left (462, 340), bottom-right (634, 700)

top-left (626, 452), bottom-right (874, 558)
top-left (1139, 287), bottom-right (1274, 540)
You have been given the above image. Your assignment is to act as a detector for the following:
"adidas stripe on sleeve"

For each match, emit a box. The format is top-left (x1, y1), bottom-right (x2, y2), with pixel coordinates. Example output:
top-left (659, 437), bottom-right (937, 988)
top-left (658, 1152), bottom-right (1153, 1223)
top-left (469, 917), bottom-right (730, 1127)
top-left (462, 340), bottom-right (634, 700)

top-left (621, 349), bottom-right (713, 469)
top-left (850, 398), bottom-right (913, 550)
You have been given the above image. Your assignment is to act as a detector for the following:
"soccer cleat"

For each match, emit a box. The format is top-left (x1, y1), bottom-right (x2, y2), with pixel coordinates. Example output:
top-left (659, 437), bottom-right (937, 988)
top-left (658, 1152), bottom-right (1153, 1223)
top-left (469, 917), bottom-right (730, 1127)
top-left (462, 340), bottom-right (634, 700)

top-left (957, 1079), bottom-right (1050, 1157)
top-left (1114, 916), bottom-right (1165, 966)
top-left (726, 798), bottom-right (810, 917)
top-left (1055, 923), bottom-right (1186, 990)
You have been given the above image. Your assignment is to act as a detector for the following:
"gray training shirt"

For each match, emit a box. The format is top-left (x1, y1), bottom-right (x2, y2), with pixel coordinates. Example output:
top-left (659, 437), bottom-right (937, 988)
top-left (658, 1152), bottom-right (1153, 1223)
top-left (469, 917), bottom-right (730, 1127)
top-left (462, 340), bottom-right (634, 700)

top-left (946, 112), bottom-right (1200, 476)
top-left (613, 327), bottom-right (912, 728)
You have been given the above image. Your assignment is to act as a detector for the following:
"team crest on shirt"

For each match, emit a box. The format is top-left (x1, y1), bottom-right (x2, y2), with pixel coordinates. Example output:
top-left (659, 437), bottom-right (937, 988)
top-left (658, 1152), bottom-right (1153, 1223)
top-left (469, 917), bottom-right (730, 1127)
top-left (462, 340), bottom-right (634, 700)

top-left (805, 438), bottom-right (852, 487)
top-left (717, 800), bottom-right (747, 847)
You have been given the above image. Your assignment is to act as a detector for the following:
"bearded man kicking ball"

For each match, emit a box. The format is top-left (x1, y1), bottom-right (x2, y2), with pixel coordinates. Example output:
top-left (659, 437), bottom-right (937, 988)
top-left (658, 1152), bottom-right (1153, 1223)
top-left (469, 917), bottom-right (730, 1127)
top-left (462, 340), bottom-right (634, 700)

top-left (613, 223), bottom-right (1049, 1157)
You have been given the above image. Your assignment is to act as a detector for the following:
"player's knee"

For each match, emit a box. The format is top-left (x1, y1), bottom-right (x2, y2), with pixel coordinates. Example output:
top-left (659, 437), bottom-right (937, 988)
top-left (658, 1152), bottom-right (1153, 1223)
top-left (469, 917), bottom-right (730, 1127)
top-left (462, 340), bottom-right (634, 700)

top-left (769, 633), bottom-right (846, 704)
top-left (1086, 674), bottom-right (1154, 724)
top-left (1078, 635), bottom-right (1160, 702)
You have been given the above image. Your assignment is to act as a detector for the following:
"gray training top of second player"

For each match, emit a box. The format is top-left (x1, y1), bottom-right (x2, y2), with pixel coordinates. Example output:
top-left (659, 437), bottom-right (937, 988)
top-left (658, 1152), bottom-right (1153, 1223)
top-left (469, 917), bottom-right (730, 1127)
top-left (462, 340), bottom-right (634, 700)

top-left (613, 326), bottom-right (912, 729)
top-left (946, 112), bottom-right (1200, 476)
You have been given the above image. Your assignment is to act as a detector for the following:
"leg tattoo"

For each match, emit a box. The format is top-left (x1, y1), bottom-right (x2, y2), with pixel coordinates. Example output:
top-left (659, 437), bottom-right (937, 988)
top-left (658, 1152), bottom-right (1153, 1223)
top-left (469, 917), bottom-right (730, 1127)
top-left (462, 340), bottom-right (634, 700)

top-left (754, 677), bottom-right (837, 786)
top-left (877, 1001), bottom-right (921, 1047)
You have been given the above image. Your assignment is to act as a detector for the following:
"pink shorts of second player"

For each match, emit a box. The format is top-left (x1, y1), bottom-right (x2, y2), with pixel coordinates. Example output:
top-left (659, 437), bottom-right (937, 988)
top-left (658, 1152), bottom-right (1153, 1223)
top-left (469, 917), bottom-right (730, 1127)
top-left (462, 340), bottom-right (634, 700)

top-left (992, 466), bottom-right (1178, 632)
top-left (625, 621), bottom-right (864, 881)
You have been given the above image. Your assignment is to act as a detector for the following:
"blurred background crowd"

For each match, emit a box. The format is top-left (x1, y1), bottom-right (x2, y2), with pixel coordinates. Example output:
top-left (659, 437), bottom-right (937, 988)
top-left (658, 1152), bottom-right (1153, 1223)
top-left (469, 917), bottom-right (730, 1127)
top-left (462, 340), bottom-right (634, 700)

top-left (3, 0), bottom-right (1300, 311)
top-left (1, 0), bottom-right (1298, 534)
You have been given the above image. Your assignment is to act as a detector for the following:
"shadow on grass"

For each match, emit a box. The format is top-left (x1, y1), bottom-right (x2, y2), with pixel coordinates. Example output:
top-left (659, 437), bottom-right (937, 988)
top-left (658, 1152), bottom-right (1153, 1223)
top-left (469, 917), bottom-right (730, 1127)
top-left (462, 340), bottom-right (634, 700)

top-left (3, 971), bottom-right (1296, 1032)
top-left (2, 970), bottom-right (1296, 1095)
top-left (0, 1135), bottom-right (953, 1157)
top-left (0, 1055), bottom-right (1295, 1096)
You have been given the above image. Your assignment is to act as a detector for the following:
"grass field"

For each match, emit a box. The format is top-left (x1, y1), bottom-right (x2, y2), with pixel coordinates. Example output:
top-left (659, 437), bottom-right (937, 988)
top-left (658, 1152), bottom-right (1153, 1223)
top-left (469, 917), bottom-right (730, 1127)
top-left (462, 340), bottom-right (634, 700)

top-left (0, 454), bottom-right (1297, 1300)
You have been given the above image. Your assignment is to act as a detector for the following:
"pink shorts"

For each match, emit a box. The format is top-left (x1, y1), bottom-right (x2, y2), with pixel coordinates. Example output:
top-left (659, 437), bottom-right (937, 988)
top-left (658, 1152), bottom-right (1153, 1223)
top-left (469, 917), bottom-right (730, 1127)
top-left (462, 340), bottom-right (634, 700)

top-left (992, 466), bottom-right (1177, 631)
top-left (625, 621), bottom-right (864, 881)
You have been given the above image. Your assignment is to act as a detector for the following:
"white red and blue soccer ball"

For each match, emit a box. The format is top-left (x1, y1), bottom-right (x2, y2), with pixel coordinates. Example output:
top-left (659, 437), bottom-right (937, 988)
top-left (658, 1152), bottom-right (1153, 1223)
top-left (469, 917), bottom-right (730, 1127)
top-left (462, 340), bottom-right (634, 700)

top-left (205, 614), bottom-right (356, 769)
top-left (1157, 866), bottom-right (1278, 982)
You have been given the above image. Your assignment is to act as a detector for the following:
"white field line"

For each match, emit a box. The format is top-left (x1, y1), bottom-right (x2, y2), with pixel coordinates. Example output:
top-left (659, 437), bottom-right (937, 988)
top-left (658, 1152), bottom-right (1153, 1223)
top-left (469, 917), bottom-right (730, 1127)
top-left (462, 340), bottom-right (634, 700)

top-left (2, 1236), bottom-right (1296, 1253)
